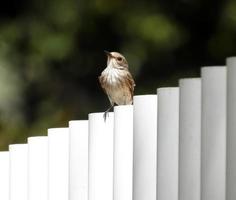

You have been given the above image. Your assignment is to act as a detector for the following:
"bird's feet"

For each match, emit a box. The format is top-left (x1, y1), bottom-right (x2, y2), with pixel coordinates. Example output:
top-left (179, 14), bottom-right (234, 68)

top-left (103, 111), bottom-right (109, 122)
top-left (103, 105), bottom-right (114, 122)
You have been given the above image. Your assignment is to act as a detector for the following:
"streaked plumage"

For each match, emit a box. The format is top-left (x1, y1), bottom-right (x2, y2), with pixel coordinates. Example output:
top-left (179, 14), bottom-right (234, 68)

top-left (99, 51), bottom-right (135, 119)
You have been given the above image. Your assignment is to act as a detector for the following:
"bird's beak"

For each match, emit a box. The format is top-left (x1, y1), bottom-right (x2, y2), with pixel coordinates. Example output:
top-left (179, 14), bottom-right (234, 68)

top-left (104, 50), bottom-right (112, 57)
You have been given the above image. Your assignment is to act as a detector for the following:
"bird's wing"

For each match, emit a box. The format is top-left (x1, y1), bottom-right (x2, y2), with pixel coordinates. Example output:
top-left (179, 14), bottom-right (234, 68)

top-left (126, 71), bottom-right (135, 97)
top-left (98, 75), bottom-right (106, 93)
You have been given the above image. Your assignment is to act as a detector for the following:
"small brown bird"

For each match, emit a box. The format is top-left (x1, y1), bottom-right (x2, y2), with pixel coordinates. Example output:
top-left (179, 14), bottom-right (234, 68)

top-left (99, 51), bottom-right (135, 120)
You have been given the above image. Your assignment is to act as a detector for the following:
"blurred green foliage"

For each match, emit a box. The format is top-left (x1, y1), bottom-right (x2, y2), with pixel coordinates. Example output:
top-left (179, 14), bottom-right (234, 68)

top-left (0, 0), bottom-right (234, 149)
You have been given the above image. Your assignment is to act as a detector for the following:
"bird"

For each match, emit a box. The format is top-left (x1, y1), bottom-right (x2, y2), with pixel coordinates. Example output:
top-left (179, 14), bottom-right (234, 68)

top-left (99, 50), bottom-right (135, 121)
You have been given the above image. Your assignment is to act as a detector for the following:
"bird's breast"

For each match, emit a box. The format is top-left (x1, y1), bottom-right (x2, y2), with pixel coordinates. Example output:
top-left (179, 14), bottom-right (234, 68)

top-left (99, 67), bottom-right (133, 105)
top-left (102, 67), bottom-right (124, 86)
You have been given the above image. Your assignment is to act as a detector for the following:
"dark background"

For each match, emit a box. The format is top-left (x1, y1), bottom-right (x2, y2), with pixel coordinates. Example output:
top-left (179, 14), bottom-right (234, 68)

top-left (0, 0), bottom-right (234, 149)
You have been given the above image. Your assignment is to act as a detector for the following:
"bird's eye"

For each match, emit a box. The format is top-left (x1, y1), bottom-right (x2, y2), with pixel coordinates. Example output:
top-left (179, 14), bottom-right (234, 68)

top-left (117, 57), bottom-right (122, 61)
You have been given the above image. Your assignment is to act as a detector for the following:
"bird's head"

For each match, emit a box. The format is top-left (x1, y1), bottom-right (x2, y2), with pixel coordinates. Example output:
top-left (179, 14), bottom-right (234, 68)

top-left (104, 50), bottom-right (129, 69)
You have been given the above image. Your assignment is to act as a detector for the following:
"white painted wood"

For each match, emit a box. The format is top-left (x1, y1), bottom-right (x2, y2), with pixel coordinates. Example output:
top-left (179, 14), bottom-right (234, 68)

top-left (157, 88), bottom-right (179, 200)
top-left (226, 57), bottom-right (236, 200)
top-left (201, 66), bottom-right (226, 200)
top-left (0, 151), bottom-right (9, 200)
top-left (48, 128), bottom-right (69, 200)
top-left (113, 105), bottom-right (133, 200)
top-left (133, 95), bottom-right (157, 200)
top-left (88, 112), bottom-right (114, 200)
top-left (69, 120), bottom-right (88, 200)
top-left (9, 144), bottom-right (28, 200)
top-left (28, 136), bottom-right (48, 200)
top-left (179, 79), bottom-right (201, 200)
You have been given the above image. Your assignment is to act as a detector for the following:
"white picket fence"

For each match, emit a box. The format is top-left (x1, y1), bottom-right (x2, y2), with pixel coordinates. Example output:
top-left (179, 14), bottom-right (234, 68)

top-left (1, 57), bottom-right (236, 200)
